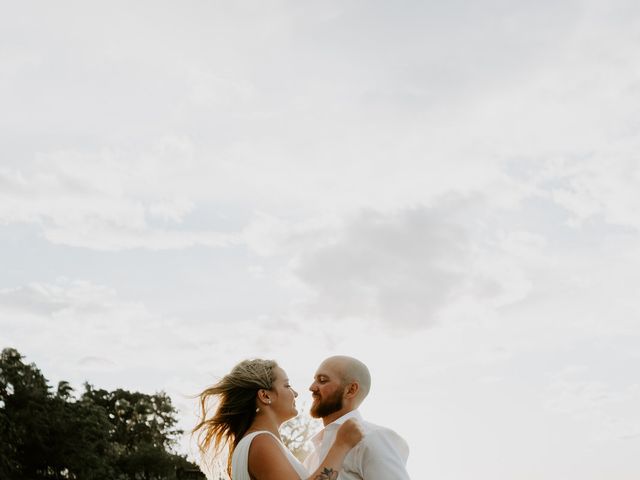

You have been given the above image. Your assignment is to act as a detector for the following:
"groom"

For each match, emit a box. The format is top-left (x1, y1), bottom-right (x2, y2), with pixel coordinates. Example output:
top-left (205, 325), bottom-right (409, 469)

top-left (304, 356), bottom-right (411, 479)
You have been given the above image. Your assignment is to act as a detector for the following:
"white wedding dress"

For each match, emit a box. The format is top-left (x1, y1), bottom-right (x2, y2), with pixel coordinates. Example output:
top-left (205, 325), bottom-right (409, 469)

top-left (231, 431), bottom-right (309, 480)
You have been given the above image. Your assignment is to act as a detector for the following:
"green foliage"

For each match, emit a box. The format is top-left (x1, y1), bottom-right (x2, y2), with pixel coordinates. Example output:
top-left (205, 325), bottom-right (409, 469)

top-left (0, 347), bottom-right (205, 480)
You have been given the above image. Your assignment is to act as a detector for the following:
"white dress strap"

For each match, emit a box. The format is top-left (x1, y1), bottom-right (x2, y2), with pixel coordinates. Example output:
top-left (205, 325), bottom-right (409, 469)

top-left (231, 431), bottom-right (308, 480)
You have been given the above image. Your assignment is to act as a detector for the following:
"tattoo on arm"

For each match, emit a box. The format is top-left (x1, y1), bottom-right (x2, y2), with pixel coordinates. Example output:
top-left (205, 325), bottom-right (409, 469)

top-left (313, 467), bottom-right (338, 480)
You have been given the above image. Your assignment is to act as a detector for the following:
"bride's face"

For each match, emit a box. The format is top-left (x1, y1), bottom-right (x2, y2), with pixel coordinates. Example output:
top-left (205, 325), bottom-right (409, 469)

top-left (270, 367), bottom-right (299, 422)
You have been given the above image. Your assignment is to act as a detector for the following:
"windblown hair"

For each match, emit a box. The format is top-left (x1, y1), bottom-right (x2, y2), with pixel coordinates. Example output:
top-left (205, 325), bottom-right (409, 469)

top-left (193, 359), bottom-right (278, 477)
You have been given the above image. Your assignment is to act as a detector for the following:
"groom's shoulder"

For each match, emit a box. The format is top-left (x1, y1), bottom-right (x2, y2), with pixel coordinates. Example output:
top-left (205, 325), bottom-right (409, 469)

top-left (360, 420), bottom-right (409, 451)
top-left (361, 419), bottom-right (401, 436)
top-left (362, 422), bottom-right (404, 442)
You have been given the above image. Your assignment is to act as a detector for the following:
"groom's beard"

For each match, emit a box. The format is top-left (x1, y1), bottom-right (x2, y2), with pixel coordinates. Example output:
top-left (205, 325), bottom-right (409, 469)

top-left (310, 388), bottom-right (343, 419)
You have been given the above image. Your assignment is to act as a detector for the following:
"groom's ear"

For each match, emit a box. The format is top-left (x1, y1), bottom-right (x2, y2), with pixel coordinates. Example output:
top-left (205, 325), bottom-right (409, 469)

top-left (344, 381), bottom-right (360, 399)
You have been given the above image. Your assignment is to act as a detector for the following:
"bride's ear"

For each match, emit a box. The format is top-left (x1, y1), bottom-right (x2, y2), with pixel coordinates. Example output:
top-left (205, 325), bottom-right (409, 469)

top-left (257, 389), bottom-right (272, 405)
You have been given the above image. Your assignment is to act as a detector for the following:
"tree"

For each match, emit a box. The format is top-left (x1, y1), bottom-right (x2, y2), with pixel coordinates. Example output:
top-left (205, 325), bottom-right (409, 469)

top-left (0, 347), bottom-right (52, 479)
top-left (280, 408), bottom-right (321, 462)
top-left (56, 380), bottom-right (74, 400)
top-left (82, 384), bottom-right (198, 479)
top-left (0, 348), bottom-right (205, 480)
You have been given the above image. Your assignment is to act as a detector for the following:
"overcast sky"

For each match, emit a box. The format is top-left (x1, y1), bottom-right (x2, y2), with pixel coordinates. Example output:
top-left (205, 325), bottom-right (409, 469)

top-left (2, 1), bottom-right (640, 478)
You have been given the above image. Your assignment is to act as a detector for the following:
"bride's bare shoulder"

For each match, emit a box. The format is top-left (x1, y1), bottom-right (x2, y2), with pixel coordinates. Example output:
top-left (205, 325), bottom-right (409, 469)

top-left (247, 433), bottom-right (299, 480)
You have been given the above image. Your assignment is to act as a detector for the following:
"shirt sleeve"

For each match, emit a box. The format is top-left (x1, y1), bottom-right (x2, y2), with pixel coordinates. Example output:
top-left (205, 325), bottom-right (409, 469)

top-left (343, 429), bottom-right (411, 480)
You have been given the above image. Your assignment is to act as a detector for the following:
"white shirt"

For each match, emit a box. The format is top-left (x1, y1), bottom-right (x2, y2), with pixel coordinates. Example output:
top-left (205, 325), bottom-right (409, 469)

top-left (232, 431), bottom-right (309, 480)
top-left (304, 410), bottom-right (411, 480)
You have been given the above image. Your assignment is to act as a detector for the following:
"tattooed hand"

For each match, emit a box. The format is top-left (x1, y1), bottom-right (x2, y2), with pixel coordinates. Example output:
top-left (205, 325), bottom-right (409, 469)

top-left (313, 467), bottom-right (339, 480)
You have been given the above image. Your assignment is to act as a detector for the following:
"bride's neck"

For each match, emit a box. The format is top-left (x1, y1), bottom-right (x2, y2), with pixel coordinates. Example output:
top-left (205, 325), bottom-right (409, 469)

top-left (246, 416), bottom-right (281, 439)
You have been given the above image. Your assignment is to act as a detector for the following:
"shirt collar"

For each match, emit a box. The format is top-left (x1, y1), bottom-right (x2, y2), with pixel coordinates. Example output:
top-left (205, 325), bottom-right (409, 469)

top-left (310, 409), bottom-right (363, 447)
top-left (328, 409), bottom-right (363, 426)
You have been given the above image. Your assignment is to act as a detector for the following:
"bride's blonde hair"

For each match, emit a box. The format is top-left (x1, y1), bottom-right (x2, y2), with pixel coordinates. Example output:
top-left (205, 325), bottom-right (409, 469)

top-left (193, 359), bottom-right (278, 476)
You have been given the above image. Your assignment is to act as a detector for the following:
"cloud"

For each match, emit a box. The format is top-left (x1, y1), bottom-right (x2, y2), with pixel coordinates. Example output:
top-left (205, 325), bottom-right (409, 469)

top-left (293, 206), bottom-right (469, 327)
top-left (77, 356), bottom-right (118, 372)
top-left (0, 140), bottom-right (242, 250)
top-left (0, 278), bottom-right (316, 385)
top-left (243, 198), bottom-right (536, 329)
top-left (546, 155), bottom-right (640, 230)
top-left (0, 283), bottom-right (69, 315)
top-left (0, 279), bottom-right (178, 377)
top-left (543, 367), bottom-right (640, 442)
top-left (43, 226), bottom-right (237, 251)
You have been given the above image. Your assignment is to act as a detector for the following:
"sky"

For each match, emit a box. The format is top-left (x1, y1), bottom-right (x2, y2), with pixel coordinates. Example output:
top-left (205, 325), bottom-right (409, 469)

top-left (1, 0), bottom-right (640, 478)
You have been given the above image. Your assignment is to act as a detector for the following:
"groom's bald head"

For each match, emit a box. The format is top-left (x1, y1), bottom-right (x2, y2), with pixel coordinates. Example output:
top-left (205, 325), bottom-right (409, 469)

top-left (323, 355), bottom-right (371, 402)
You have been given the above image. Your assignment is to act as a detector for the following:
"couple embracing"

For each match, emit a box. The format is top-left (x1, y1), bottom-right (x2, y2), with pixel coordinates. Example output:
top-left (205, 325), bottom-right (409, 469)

top-left (194, 355), bottom-right (411, 480)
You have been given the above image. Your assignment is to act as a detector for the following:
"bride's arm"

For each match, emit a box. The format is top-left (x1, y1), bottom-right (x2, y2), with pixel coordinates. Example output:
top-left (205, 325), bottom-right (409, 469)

top-left (249, 420), bottom-right (363, 480)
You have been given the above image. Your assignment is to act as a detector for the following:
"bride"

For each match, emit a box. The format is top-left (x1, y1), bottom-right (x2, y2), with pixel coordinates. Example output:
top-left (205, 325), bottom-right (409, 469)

top-left (194, 359), bottom-right (362, 480)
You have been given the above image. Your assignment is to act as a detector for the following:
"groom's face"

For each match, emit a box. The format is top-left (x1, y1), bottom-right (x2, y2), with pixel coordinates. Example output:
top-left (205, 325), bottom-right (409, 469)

top-left (310, 384), bottom-right (343, 418)
top-left (309, 361), bottom-right (346, 419)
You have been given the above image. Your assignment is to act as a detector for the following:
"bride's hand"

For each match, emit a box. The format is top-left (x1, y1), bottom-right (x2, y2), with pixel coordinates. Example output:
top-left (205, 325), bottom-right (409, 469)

top-left (334, 419), bottom-right (364, 449)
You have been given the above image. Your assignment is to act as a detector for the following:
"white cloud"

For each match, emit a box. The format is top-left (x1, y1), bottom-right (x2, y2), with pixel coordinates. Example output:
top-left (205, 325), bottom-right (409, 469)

top-left (292, 206), bottom-right (470, 327)
top-left (0, 280), bottom-right (197, 389)
top-left (547, 155), bottom-right (640, 229)
top-left (543, 367), bottom-right (640, 442)
top-left (0, 283), bottom-right (69, 315)
top-left (242, 199), bottom-right (540, 329)
top-left (0, 279), bottom-right (292, 422)
top-left (0, 141), bottom-right (243, 250)
top-left (43, 226), bottom-right (237, 251)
